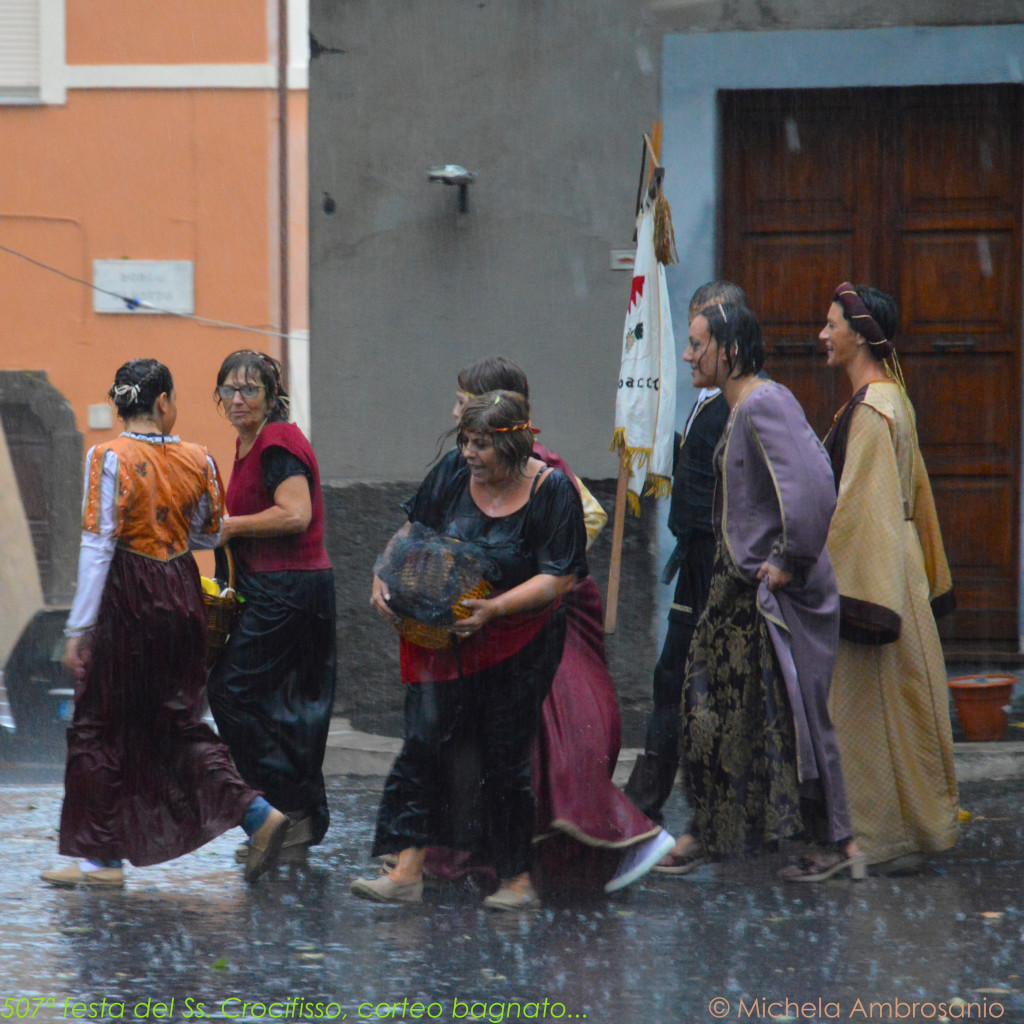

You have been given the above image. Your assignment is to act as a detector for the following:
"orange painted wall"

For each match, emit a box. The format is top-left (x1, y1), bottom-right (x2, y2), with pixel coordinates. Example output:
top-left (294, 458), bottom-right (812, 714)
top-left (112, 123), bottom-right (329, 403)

top-left (1, 1), bottom-right (308, 488)
top-left (2, 91), bottom-right (280, 479)
top-left (66, 0), bottom-right (269, 65)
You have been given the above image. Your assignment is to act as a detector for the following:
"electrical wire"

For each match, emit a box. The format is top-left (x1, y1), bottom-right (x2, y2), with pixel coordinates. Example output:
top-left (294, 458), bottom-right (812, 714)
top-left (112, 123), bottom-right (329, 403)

top-left (0, 241), bottom-right (289, 340)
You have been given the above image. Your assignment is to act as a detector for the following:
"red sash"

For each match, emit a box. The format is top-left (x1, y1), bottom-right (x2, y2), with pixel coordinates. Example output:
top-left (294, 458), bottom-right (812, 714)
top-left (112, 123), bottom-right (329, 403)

top-left (399, 603), bottom-right (555, 683)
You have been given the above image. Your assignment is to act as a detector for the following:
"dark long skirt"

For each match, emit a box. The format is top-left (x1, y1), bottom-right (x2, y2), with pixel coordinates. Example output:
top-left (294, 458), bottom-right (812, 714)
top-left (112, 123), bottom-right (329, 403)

top-left (59, 550), bottom-right (257, 867)
top-left (373, 610), bottom-right (566, 880)
top-left (623, 529), bottom-right (718, 821)
top-left (423, 581), bottom-right (660, 893)
top-left (681, 541), bottom-right (802, 859)
top-left (207, 567), bottom-right (336, 845)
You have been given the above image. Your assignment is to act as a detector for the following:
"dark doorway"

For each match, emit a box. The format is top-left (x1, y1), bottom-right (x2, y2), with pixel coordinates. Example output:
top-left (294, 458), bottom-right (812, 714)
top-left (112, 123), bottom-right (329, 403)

top-left (2, 403), bottom-right (54, 597)
top-left (0, 371), bottom-right (83, 608)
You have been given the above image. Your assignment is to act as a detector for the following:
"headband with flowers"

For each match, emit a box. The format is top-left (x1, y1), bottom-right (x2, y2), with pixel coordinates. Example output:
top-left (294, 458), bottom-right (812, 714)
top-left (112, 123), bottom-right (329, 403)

top-left (491, 421), bottom-right (541, 434)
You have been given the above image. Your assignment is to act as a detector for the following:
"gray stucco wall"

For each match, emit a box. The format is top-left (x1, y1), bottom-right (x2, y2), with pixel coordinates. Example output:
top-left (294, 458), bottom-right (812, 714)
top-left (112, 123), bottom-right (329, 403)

top-left (309, 0), bottom-right (665, 730)
top-left (308, 0), bottom-right (659, 483)
top-left (309, 2), bottom-right (1024, 730)
top-left (647, 0), bottom-right (1024, 34)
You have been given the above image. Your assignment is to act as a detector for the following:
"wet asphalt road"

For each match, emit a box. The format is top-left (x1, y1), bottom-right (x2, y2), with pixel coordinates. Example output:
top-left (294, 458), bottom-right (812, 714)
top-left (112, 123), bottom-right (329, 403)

top-left (1, 759), bottom-right (1022, 1024)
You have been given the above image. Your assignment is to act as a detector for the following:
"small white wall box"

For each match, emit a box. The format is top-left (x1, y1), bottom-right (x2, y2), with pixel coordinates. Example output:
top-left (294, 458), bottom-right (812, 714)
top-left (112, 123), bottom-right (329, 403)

top-left (93, 260), bottom-right (194, 314)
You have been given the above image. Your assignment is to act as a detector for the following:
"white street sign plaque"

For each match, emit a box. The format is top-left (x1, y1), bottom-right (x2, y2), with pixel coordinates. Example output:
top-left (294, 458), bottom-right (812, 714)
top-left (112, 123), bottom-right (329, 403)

top-left (93, 260), bottom-right (194, 314)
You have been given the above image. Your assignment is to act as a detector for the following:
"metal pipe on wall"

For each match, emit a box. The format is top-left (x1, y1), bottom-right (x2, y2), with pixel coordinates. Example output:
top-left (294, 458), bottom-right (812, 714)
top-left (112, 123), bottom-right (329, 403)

top-left (277, 0), bottom-right (290, 388)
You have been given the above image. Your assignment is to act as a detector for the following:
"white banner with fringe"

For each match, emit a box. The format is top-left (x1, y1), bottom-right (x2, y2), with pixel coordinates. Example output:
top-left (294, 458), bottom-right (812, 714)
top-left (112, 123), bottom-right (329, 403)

top-left (610, 194), bottom-right (676, 513)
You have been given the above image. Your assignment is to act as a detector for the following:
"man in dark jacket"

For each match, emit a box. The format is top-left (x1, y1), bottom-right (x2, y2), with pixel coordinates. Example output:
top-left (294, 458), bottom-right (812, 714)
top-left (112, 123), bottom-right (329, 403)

top-left (624, 280), bottom-right (748, 833)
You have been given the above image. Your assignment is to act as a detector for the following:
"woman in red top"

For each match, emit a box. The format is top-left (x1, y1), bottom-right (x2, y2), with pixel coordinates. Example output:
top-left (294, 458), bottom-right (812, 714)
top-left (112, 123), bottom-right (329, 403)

top-left (208, 351), bottom-right (337, 864)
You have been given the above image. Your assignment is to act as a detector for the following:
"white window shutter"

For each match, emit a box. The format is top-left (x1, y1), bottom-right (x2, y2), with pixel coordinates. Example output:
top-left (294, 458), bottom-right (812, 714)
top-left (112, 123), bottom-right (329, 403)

top-left (0, 0), bottom-right (40, 90)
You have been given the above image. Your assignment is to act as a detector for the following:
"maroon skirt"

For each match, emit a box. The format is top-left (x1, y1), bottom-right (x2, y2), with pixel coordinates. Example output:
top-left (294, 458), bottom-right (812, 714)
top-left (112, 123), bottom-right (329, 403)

top-left (59, 549), bottom-right (257, 867)
top-left (530, 577), bottom-right (661, 891)
top-left (424, 577), bottom-right (660, 893)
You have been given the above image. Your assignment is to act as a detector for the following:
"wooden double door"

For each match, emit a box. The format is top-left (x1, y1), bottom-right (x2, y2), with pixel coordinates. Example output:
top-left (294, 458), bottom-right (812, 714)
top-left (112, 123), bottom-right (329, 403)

top-left (721, 86), bottom-right (1023, 641)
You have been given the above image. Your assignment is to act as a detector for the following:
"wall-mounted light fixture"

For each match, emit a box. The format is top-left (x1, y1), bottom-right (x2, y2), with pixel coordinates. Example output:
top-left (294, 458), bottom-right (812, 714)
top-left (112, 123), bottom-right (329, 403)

top-left (428, 165), bottom-right (478, 213)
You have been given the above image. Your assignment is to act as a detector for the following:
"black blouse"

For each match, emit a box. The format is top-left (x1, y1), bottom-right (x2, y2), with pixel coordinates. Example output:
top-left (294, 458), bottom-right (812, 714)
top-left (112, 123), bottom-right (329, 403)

top-left (261, 447), bottom-right (312, 494)
top-left (402, 449), bottom-right (588, 591)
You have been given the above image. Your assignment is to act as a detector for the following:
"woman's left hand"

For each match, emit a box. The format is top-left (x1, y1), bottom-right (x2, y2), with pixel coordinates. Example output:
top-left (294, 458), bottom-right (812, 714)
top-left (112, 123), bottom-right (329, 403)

top-left (218, 514), bottom-right (235, 543)
top-left (449, 573), bottom-right (573, 638)
top-left (756, 561), bottom-right (792, 592)
top-left (62, 634), bottom-right (91, 682)
top-left (450, 598), bottom-right (499, 637)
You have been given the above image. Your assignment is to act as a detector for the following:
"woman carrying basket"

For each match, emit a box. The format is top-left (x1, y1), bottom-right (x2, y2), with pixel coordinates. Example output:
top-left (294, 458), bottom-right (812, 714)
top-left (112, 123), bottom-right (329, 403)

top-left (353, 391), bottom-right (588, 911)
top-left (419, 356), bottom-right (672, 895)
top-left (208, 351), bottom-right (337, 866)
top-left (41, 359), bottom-right (289, 889)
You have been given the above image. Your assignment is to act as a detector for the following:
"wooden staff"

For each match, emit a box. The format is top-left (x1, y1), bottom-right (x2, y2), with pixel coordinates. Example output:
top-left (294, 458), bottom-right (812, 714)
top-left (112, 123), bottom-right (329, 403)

top-left (605, 124), bottom-right (662, 634)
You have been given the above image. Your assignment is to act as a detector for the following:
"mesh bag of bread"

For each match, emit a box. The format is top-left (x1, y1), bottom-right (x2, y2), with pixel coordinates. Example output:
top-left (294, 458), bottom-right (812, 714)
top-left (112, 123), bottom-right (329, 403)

top-left (373, 523), bottom-right (494, 648)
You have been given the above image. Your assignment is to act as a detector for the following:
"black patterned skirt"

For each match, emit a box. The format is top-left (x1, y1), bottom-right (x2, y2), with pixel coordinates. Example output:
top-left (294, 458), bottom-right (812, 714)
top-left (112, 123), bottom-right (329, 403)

top-left (680, 539), bottom-right (802, 858)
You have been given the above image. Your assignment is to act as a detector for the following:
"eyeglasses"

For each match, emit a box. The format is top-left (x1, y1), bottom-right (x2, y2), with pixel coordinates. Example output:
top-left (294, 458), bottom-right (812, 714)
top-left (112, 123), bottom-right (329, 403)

top-left (217, 384), bottom-right (265, 401)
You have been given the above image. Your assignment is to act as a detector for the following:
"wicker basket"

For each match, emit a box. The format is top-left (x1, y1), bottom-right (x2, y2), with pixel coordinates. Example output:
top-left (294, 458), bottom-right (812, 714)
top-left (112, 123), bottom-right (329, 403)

top-left (202, 546), bottom-right (239, 667)
top-left (396, 578), bottom-right (492, 649)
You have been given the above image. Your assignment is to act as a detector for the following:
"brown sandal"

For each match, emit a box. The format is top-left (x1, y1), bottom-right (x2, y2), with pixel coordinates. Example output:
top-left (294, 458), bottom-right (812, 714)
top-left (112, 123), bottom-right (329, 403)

top-left (778, 850), bottom-right (867, 882)
top-left (651, 836), bottom-right (709, 875)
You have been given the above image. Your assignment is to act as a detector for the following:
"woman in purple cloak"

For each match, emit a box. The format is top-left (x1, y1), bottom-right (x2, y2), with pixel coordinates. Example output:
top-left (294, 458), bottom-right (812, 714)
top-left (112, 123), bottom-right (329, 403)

top-left (665, 304), bottom-right (864, 881)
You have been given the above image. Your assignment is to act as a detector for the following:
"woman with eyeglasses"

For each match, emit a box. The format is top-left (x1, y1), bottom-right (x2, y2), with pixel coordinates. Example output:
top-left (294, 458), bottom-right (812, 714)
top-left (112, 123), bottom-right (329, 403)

top-left (207, 350), bottom-right (337, 867)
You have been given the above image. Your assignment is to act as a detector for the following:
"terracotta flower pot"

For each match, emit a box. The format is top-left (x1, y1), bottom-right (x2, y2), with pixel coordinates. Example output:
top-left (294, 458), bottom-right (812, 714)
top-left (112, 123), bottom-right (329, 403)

top-left (948, 674), bottom-right (1016, 742)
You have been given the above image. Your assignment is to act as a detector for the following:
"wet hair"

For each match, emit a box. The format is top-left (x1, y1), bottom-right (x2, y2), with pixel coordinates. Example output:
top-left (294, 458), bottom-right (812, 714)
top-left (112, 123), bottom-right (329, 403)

top-left (457, 356), bottom-right (530, 400)
top-left (214, 350), bottom-right (289, 422)
top-left (847, 285), bottom-right (899, 361)
top-left (456, 390), bottom-right (535, 476)
top-left (702, 302), bottom-right (764, 379)
top-left (108, 359), bottom-right (174, 421)
top-left (688, 280), bottom-right (748, 320)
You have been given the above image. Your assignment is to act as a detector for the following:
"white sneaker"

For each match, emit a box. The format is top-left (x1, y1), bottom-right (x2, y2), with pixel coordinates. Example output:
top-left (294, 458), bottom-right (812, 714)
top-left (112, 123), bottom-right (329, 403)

top-left (604, 829), bottom-right (675, 893)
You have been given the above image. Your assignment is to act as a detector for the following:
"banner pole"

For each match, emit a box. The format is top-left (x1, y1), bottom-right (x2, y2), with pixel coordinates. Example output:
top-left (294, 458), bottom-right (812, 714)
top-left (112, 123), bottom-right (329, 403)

top-left (603, 450), bottom-right (630, 634)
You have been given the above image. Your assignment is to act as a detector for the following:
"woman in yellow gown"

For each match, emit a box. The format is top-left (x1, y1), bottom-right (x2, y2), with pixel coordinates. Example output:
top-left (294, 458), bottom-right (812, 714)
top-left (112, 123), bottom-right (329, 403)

top-left (820, 283), bottom-right (959, 875)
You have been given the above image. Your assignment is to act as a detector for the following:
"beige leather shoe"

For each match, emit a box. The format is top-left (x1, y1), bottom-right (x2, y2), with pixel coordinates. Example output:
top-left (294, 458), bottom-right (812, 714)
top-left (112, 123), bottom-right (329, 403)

top-left (482, 882), bottom-right (541, 911)
top-left (283, 815), bottom-right (314, 847)
top-left (236, 810), bottom-right (313, 864)
top-left (350, 874), bottom-right (423, 904)
top-left (244, 808), bottom-right (290, 882)
top-left (236, 841), bottom-right (308, 866)
top-left (40, 863), bottom-right (125, 889)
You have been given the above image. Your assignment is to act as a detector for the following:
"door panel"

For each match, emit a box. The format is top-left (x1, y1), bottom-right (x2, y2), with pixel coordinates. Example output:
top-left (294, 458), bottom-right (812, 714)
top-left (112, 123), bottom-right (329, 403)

top-left (901, 91), bottom-right (1019, 224)
top-left (899, 233), bottom-right (1017, 347)
top-left (912, 354), bottom-right (1016, 476)
top-left (721, 86), bottom-right (1022, 641)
